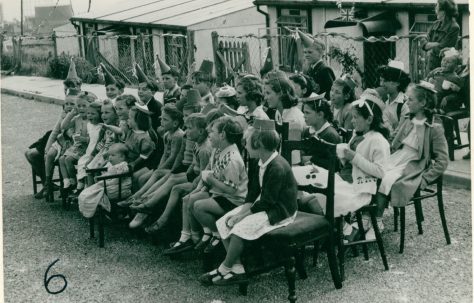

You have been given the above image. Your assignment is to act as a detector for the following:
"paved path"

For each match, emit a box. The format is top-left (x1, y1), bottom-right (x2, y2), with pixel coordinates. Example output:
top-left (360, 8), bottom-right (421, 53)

top-left (1, 93), bottom-right (472, 302)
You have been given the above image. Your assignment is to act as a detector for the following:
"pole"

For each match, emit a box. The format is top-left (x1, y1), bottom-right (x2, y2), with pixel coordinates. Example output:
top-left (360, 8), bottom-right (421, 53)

top-left (21, 0), bottom-right (24, 36)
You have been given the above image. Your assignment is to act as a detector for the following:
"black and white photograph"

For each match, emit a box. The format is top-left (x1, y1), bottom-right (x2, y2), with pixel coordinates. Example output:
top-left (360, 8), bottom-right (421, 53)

top-left (0, 0), bottom-right (471, 302)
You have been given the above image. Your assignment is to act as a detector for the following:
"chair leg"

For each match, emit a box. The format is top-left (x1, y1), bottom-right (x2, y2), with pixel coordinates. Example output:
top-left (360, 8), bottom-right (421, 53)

top-left (312, 240), bottom-right (320, 267)
top-left (98, 207), bottom-right (105, 248)
top-left (399, 207), bottom-right (405, 254)
top-left (356, 211), bottom-right (369, 260)
top-left (89, 217), bottom-right (95, 239)
top-left (437, 183), bottom-right (451, 245)
top-left (445, 119), bottom-right (455, 161)
top-left (369, 208), bottom-right (389, 270)
top-left (326, 234), bottom-right (343, 289)
top-left (32, 168), bottom-right (38, 195)
top-left (454, 119), bottom-right (462, 147)
top-left (336, 217), bottom-right (345, 281)
top-left (414, 200), bottom-right (424, 235)
top-left (393, 207), bottom-right (399, 231)
top-left (284, 254), bottom-right (297, 303)
top-left (295, 248), bottom-right (307, 279)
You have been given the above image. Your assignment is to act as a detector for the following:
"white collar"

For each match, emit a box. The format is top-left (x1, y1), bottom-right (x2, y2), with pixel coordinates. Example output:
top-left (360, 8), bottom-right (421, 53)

top-left (312, 121), bottom-right (331, 137)
top-left (258, 151), bottom-right (278, 169)
top-left (390, 92), bottom-right (406, 104)
top-left (311, 59), bottom-right (323, 69)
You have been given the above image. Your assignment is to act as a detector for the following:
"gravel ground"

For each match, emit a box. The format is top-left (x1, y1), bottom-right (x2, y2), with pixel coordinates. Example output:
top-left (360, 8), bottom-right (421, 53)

top-left (2, 93), bottom-right (472, 303)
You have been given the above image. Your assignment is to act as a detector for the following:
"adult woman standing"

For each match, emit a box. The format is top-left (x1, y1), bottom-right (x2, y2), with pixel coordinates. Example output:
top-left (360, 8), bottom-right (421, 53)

top-left (422, 0), bottom-right (460, 71)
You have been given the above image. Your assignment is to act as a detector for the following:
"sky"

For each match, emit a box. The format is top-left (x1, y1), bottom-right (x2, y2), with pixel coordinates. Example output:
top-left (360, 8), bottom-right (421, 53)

top-left (0, 0), bottom-right (123, 22)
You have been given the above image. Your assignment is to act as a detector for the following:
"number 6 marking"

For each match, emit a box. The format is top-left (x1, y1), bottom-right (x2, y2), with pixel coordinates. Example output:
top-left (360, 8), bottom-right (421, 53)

top-left (44, 259), bottom-right (67, 294)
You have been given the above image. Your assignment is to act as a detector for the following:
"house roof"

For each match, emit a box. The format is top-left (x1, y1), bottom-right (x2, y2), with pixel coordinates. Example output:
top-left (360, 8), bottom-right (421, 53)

top-left (71, 0), bottom-right (256, 29)
top-left (253, 0), bottom-right (469, 10)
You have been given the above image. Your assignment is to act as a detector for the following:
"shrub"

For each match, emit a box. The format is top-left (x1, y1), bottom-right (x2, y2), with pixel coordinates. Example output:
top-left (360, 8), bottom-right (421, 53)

top-left (47, 54), bottom-right (98, 83)
top-left (1, 52), bottom-right (15, 70)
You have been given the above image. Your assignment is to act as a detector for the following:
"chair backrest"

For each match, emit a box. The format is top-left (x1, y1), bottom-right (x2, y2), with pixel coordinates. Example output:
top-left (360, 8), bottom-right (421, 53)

top-left (281, 136), bottom-right (337, 221)
top-left (337, 127), bottom-right (353, 143)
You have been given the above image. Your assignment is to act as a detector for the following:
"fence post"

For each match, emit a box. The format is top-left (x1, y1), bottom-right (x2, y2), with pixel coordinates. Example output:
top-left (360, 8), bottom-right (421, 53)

top-left (17, 36), bottom-right (22, 70)
top-left (243, 42), bottom-right (251, 73)
top-left (186, 30), bottom-right (195, 72)
top-left (52, 31), bottom-right (58, 59)
top-left (211, 31), bottom-right (223, 85)
top-left (140, 33), bottom-right (147, 74)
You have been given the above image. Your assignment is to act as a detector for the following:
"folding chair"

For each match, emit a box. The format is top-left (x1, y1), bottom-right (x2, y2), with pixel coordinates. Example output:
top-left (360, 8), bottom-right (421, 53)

top-left (393, 176), bottom-right (450, 253)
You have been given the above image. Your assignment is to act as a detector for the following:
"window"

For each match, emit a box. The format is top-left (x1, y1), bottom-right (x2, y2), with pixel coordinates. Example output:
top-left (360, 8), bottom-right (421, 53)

top-left (276, 8), bottom-right (311, 71)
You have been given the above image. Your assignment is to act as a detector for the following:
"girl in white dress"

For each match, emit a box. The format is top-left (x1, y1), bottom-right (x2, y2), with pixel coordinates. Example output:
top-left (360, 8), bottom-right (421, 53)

top-left (374, 81), bottom-right (449, 224)
top-left (78, 143), bottom-right (131, 218)
top-left (199, 119), bottom-right (298, 286)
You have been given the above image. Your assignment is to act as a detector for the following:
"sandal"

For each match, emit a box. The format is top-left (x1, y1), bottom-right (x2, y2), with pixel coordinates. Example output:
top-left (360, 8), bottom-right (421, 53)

top-left (213, 271), bottom-right (248, 286)
top-left (203, 236), bottom-right (222, 254)
top-left (198, 269), bottom-right (225, 286)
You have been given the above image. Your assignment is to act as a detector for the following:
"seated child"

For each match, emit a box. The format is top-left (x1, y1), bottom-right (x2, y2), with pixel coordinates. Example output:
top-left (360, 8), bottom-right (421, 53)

top-left (42, 94), bottom-right (76, 200)
top-left (84, 100), bottom-right (120, 182)
top-left (298, 96), bottom-right (390, 240)
top-left (189, 116), bottom-right (248, 254)
top-left (163, 110), bottom-right (225, 255)
top-left (127, 104), bottom-right (184, 207)
top-left (374, 82), bottom-right (449, 232)
top-left (59, 92), bottom-right (97, 191)
top-left (378, 61), bottom-right (411, 135)
top-left (301, 96), bottom-right (341, 166)
top-left (78, 143), bottom-right (131, 218)
top-left (329, 77), bottom-right (356, 130)
top-left (425, 47), bottom-right (463, 113)
top-left (199, 118), bottom-right (297, 286)
top-left (75, 102), bottom-right (104, 192)
top-left (138, 113), bottom-right (212, 233)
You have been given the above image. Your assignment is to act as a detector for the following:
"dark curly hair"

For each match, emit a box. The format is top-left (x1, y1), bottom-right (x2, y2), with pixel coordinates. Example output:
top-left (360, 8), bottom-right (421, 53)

top-left (378, 66), bottom-right (411, 93)
top-left (302, 98), bottom-right (333, 123)
top-left (237, 76), bottom-right (264, 106)
top-left (438, 0), bottom-right (458, 18)
top-left (289, 74), bottom-right (317, 98)
top-left (264, 75), bottom-right (298, 109)
top-left (162, 104), bottom-right (184, 128)
top-left (214, 116), bottom-right (244, 146)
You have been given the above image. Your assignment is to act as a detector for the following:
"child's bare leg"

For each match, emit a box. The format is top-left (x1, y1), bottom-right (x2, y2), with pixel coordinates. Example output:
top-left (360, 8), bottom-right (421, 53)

top-left (25, 148), bottom-right (46, 184)
top-left (133, 169), bottom-right (163, 198)
top-left (64, 156), bottom-right (77, 185)
top-left (45, 148), bottom-right (58, 182)
top-left (192, 198), bottom-right (226, 233)
top-left (58, 155), bottom-right (69, 188)
top-left (222, 235), bottom-right (244, 268)
top-left (144, 174), bottom-right (187, 209)
top-left (141, 170), bottom-right (171, 197)
top-left (149, 181), bottom-right (192, 227)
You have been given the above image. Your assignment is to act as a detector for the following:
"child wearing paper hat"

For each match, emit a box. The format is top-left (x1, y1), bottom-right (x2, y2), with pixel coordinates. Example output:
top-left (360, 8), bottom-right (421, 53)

top-left (425, 47), bottom-right (463, 113)
top-left (377, 60), bottom-right (411, 135)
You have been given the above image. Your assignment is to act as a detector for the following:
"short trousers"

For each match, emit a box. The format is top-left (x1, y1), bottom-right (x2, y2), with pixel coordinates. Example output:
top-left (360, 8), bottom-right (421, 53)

top-left (213, 196), bottom-right (237, 213)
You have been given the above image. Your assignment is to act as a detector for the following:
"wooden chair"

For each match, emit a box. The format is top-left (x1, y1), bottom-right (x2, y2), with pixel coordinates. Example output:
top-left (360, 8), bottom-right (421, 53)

top-left (438, 110), bottom-right (469, 161)
top-left (87, 166), bottom-right (133, 248)
top-left (393, 177), bottom-right (450, 253)
top-left (32, 161), bottom-right (64, 202)
top-left (335, 197), bottom-right (389, 281)
top-left (235, 136), bottom-right (342, 303)
top-left (336, 127), bottom-right (353, 144)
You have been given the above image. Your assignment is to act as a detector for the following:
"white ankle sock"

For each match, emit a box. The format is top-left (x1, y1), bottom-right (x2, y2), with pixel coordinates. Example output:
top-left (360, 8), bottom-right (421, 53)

top-left (63, 179), bottom-right (71, 189)
top-left (178, 231), bottom-right (191, 243)
top-left (231, 263), bottom-right (245, 274)
top-left (218, 264), bottom-right (231, 275)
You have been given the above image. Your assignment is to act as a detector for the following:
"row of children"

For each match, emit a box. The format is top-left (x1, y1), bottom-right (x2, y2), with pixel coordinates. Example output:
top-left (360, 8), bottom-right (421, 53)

top-left (25, 33), bottom-right (450, 286)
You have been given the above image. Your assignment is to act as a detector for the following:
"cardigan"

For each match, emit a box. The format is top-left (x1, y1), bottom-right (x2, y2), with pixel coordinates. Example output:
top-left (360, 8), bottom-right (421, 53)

top-left (248, 154), bottom-right (298, 225)
top-left (350, 131), bottom-right (390, 194)
top-left (390, 117), bottom-right (448, 207)
top-left (145, 96), bottom-right (163, 131)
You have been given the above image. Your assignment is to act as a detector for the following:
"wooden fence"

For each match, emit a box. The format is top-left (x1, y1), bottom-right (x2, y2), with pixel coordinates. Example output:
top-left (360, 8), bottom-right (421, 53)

top-left (211, 31), bottom-right (251, 86)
